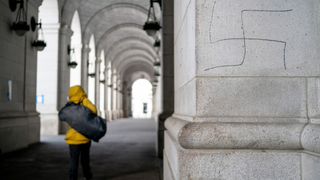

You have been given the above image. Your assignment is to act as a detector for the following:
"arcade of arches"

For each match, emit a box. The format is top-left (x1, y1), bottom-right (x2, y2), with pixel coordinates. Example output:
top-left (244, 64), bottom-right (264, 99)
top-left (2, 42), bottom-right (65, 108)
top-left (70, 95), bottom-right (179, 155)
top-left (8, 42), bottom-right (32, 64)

top-left (1, 0), bottom-right (320, 179)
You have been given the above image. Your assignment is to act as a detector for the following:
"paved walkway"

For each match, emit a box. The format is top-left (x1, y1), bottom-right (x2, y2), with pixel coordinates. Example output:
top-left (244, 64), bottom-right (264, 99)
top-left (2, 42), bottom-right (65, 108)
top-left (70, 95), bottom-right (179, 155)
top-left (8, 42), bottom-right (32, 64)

top-left (0, 118), bottom-right (162, 180)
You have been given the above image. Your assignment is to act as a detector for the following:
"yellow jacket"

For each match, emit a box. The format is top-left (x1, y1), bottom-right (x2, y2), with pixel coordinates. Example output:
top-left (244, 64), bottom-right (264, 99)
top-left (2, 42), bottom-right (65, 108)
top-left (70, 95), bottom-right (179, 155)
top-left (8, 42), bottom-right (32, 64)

top-left (65, 85), bottom-right (97, 145)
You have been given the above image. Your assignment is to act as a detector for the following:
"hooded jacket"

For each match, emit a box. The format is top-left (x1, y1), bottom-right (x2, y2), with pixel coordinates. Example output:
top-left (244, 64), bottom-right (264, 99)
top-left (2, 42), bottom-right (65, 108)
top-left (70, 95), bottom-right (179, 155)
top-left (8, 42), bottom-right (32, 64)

top-left (65, 85), bottom-right (97, 145)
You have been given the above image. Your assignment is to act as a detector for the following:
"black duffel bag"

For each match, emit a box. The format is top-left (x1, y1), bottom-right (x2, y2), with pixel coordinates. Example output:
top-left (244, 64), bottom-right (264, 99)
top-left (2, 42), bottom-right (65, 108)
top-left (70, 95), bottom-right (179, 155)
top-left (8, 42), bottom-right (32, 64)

top-left (58, 102), bottom-right (107, 142)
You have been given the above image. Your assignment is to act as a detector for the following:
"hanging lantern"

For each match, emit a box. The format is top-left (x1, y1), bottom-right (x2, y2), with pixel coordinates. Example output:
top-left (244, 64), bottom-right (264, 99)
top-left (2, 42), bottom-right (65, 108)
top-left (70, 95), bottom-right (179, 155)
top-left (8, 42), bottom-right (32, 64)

top-left (67, 45), bottom-right (78, 69)
top-left (153, 40), bottom-right (160, 47)
top-left (153, 62), bottom-right (161, 66)
top-left (10, 0), bottom-right (30, 36)
top-left (143, 0), bottom-right (162, 37)
top-left (88, 73), bottom-right (96, 78)
top-left (31, 17), bottom-right (46, 51)
top-left (68, 62), bottom-right (78, 69)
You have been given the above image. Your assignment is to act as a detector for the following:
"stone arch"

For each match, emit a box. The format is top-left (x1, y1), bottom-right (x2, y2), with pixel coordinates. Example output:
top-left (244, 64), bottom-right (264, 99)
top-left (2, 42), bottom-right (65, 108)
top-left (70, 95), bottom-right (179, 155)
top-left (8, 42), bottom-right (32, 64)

top-left (60, 0), bottom-right (82, 25)
top-left (122, 63), bottom-right (154, 89)
top-left (97, 23), bottom-right (154, 54)
top-left (106, 38), bottom-right (157, 67)
top-left (112, 48), bottom-right (156, 69)
top-left (123, 63), bottom-right (154, 83)
top-left (118, 57), bottom-right (154, 74)
top-left (82, 3), bottom-right (151, 45)
top-left (105, 36), bottom-right (155, 58)
top-left (97, 23), bottom-right (143, 51)
top-left (130, 71), bottom-right (153, 84)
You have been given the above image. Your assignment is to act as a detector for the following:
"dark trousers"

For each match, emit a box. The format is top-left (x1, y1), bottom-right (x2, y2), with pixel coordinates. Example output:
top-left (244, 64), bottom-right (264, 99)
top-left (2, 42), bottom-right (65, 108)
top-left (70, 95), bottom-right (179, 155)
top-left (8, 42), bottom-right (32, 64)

top-left (69, 142), bottom-right (92, 179)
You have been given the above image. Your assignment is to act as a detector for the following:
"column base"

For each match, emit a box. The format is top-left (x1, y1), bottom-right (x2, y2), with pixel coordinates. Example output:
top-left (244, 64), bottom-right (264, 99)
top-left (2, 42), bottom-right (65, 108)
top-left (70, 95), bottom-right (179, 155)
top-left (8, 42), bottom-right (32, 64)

top-left (164, 116), bottom-right (320, 179)
top-left (112, 110), bottom-right (118, 120)
top-left (107, 110), bottom-right (113, 122)
top-left (165, 131), bottom-right (313, 180)
top-left (39, 111), bottom-right (59, 135)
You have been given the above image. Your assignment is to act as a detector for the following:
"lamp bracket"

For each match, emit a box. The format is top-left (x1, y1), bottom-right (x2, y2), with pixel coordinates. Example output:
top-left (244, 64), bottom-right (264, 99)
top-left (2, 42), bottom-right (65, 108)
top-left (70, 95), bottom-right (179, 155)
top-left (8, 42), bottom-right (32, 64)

top-left (9, 0), bottom-right (23, 12)
top-left (88, 73), bottom-right (96, 78)
top-left (151, 0), bottom-right (161, 9)
top-left (67, 45), bottom-right (74, 55)
top-left (31, 16), bottom-right (42, 31)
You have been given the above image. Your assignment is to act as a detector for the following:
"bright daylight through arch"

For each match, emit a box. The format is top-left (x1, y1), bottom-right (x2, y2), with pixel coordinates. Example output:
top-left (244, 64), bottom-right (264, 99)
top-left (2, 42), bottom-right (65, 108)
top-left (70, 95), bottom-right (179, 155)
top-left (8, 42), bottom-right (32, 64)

top-left (131, 79), bottom-right (153, 118)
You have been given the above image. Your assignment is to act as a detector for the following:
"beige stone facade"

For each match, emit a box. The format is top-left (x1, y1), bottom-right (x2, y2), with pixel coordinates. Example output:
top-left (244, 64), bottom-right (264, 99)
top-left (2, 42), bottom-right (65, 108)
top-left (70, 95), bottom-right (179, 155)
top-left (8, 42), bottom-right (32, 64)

top-left (1, 0), bottom-right (320, 179)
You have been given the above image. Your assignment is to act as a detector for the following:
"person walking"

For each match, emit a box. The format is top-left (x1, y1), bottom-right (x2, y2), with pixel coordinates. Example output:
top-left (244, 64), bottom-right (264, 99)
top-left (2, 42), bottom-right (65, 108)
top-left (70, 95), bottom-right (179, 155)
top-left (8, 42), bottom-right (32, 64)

top-left (65, 85), bottom-right (97, 180)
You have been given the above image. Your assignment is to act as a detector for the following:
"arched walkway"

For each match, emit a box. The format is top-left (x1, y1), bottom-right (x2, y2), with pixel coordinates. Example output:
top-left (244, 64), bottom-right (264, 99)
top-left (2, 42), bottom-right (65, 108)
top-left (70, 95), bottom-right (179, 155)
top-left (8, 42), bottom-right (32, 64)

top-left (0, 119), bottom-right (162, 180)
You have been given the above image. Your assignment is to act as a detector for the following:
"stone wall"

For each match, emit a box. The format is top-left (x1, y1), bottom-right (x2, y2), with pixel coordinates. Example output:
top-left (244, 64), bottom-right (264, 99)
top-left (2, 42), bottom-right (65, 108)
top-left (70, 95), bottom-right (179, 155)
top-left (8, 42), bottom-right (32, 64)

top-left (164, 0), bottom-right (320, 179)
top-left (0, 0), bottom-right (42, 153)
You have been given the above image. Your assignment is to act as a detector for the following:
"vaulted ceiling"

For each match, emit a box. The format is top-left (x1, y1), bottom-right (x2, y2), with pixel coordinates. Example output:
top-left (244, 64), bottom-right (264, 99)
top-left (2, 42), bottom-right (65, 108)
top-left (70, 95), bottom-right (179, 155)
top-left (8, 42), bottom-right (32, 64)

top-left (57, 0), bottom-right (161, 83)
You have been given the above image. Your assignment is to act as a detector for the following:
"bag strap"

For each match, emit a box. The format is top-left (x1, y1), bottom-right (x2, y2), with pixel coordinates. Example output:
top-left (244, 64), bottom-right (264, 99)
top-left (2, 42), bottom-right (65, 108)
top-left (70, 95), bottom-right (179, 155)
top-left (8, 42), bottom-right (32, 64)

top-left (78, 99), bottom-right (83, 105)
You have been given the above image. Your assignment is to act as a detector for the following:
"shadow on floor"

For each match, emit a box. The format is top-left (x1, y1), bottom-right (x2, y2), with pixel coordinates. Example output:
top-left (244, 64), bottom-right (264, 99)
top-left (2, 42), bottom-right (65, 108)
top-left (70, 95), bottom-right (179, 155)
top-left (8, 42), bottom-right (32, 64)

top-left (0, 118), bottom-right (162, 180)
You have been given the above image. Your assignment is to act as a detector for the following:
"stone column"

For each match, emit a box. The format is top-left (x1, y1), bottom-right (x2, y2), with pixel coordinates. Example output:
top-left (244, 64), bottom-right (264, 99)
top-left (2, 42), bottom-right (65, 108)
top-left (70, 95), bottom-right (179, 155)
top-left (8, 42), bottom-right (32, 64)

top-left (164, 0), bottom-right (320, 179)
top-left (57, 24), bottom-right (73, 134)
top-left (110, 72), bottom-right (115, 120)
top-left (36, 23), bottom-right (60, 136)
top-left (112, 75), bottom-right (118, 119)
top-left (81, 44), bottom-right (90, 93)
top-left (127, 87), bottom-right (132, 117)
top-left (95, 58), bottom-right (101, 115)
top-left (104, 67), bottom-right (109, 120)
top-left (117, 78), bottom-right (123, 118)
top-left (157, 0), bottom-right (174, 158)
top-left (122, 81), bottom-right (128, 117)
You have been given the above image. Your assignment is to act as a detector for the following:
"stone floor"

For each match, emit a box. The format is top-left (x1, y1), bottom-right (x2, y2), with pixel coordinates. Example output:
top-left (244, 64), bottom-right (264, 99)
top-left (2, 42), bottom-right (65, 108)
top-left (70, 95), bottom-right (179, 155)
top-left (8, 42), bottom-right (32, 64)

top-left (0, 118), bottom-right (162, 180)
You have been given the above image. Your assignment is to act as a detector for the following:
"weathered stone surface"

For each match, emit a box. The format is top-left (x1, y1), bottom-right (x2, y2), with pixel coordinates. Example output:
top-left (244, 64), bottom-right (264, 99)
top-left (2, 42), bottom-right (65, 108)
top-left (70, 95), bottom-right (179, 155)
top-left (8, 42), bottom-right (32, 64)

top-left (196, 0), bottom-right (319, 77)
top-left (166, 116), bottom-right (304, 150)
top-left (165, 130), bottom-right (301, 180)
top-left (173, 114), bottom-right (308, 123)
top-left (302, 153), bottom-right (320, 180)
top-left (164, 151), bottom-right (175, 180)
top-left (301, 124), bottom-right (320, 154)
top-left (196, 77), bottom-right (307, 118)
top-left (174, 78), bottom-right (196, 117)
top-left (174, 0), bottom-right (196, 91)
top-left (165, 131), bottom-right (180, 180)
top-left (307, 78), bottom-right (320, 119)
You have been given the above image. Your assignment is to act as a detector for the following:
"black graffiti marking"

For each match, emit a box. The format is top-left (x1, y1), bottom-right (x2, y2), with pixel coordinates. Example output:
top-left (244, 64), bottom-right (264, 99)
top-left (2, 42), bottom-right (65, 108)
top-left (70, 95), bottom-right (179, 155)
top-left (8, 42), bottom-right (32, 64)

top-left (206, 1), bottom-right (292, 71)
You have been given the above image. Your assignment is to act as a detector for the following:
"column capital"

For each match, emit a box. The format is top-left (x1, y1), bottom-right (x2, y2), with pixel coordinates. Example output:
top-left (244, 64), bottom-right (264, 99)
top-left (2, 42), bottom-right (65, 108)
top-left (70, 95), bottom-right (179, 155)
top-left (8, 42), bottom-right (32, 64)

top-left (82, 44), bottom-right (91, 52)
top-left (82, 44), bottom-right (89, 49)
top-left (59, 24), bottom-right (74, 37)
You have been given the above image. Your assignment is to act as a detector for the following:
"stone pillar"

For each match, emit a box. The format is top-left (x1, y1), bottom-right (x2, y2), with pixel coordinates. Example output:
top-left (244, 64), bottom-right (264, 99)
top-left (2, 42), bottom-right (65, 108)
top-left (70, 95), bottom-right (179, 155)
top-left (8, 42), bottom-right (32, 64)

top-left (36, 23), bottom-right (60, 136)
top-left (112, 75), bottom-right (119, 119)
top-left (110, 72), bottom-right (115, 120)
top-left (81, 44), bottom-right (90, 93)
top-left (104, 67), bottom-right (109, 121)
top-left (164, 0), bottom-right (320, 179)
top-left (122, 81), bottom-right (128, 117)
top-left (127, 87), bottom-right (132, 117)
top-left (95, 58), bottom-right (101, 115)
top-left (57, 24), bottom-right (73, 134)
top-left (117, 78), bottom-right (123, 118)
top-left (158, 0), bottom-right (174, 158)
